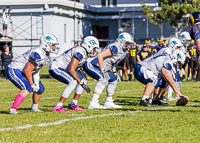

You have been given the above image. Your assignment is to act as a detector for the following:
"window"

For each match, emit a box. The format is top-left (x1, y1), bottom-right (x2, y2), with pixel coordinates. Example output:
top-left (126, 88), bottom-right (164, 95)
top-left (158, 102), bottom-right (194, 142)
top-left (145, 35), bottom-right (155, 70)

top-left (113, 0), bottom-right (117, 6)
top-left (102, 0), bottom-right (110, 7)
top-left (64, 24), bottom-right (67, 43)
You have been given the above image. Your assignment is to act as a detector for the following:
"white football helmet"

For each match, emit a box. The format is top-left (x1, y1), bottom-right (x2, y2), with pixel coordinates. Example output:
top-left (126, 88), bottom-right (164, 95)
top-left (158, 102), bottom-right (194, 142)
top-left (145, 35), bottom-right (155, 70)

top-left (81, 36), bottom-right (99, 55)
top-left (168, 38), bottom-right (182, 52)
top-left (117, 32), bottom-right (134, 50)
top-left (40, 34), bottom-right (59, 54)
top-left (171, 49), bottom-right (186, 65)
top-left (179, 31), bottom-right (191, 45)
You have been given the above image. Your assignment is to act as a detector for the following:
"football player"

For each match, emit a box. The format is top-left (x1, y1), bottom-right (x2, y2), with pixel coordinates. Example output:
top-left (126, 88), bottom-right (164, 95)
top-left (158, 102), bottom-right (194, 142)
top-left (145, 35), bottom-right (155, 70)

top-left (145, 40), bottom-right (154, 56)
top-left (7, 34), bottom-right (59, 114)
top-left (179, 31), bottom-right (191, 81)
top-left (137, 44), bottom-right (151, 63)
top-left (151, 38), bottom-right (183, 103)
top-left (153, 38), bottom-right (164, 53)
top-left (188, 11), bottom-right (200, 54)
top-left (49, 36), bottom-right (99, 112)
top-left (129, 42), bottom-right (137, 81)
top-left (82, 32), bottom-right (134, 109)
top-left (134, 44), bottom-right (188, 106)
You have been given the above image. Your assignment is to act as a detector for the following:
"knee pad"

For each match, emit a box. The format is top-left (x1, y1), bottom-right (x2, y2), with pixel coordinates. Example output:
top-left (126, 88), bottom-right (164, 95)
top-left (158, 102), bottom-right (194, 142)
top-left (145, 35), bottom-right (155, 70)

top-left (36, 82), bottom-right (45, 95)
top-left (107, 80), bottom-right (117, 96)
top-left (62, 80), bottom-right (77, 98)
top-left (94, 78), bottom-right (108, 94)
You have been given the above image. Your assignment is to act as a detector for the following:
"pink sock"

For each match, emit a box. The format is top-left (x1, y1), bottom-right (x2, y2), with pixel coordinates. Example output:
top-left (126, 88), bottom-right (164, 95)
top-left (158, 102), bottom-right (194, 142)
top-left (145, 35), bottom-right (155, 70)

top-left (11, 92), bottom-right (26, 109)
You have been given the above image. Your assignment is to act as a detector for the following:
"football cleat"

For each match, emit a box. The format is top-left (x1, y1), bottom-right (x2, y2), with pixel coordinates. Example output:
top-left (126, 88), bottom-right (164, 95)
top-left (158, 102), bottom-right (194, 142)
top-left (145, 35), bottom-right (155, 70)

top-left (7, 108), bottom-right (20, 115)
top-left (152, 99), bottom-right (169, 106)
top-left (160, 96), bottom-right (167, 101)
top-left (166, 97), bottom-right (176, 101)
top-left (88, 100), bottom-right (107, 109)
top-left (104, 100), bottom-right (122, 108)
top-left (139, 99), bottom-right (156, 107)
top-left (175, 95), bottom-right (180, 100)
top-left (30, 108), bottom-right (44, 112)
top-left (52, 106), bottom-right (69, 113)
top-left (67, 104), bottom-right (86, 111)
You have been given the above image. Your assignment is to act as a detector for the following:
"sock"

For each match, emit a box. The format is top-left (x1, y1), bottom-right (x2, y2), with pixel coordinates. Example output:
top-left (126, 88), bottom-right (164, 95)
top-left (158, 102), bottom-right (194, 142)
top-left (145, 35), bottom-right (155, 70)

top-left (128, 74), bottom-right (131, 80)
top-left (56, 102), bottom-right (63, 107)
top-left (120, 76), bottom-right (123, 81)
top-left (31, 103), bottom-right (39, 109)
top-left (91, 94), bottom-right (100, 102)
top-left (130, 75), bottom-right (132, 80)
top-left (150, 93), bottom-right (154, 99)
top-left (71, 99), bottom-right (78, 106)
top-left (11, 92), bottom-right (26, 109)
top-left (142, 95), bottom-right (149, 100)
top-left (105, 96), bottom-right (113, 102)
top-left (167, 86), bottom-right (173, 99)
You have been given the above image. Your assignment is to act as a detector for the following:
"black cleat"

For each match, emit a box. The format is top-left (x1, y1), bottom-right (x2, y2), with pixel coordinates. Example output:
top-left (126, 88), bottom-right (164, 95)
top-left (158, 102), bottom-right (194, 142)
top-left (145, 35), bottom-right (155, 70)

top-left (152, 99), bottom-right (169, 106)
top-left (139, 99), bottom-right (156, 107)
top-left (160, 96), bottom-right (167, 101)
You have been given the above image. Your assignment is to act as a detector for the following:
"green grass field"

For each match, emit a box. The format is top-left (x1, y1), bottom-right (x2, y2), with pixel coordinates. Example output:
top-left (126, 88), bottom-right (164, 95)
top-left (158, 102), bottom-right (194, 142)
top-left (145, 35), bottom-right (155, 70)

top-left (0, 78), bottom-right (200, 142)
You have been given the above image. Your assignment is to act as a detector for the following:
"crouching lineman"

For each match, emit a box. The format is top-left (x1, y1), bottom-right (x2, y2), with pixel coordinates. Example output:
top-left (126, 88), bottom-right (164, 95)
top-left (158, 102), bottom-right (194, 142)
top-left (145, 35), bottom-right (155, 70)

top-left (134, 48), bottom-right (189, 107)
top-left (7, 34), bottom-right (59, 114)
top-left (82, 32), bottom-right (134, 109)
top-left (49, 36), bottom-right (99, 112)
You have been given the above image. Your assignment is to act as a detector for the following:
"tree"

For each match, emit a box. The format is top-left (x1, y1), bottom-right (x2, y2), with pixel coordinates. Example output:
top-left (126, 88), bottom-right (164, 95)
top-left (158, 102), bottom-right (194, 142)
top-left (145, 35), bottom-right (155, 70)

top-left (141, 0), bottom-right (200, 27)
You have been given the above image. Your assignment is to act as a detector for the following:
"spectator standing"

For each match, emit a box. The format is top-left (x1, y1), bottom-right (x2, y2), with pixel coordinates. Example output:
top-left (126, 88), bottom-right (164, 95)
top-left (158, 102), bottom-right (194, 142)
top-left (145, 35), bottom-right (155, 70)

top-left (137, 44), bottom-right (151, 63)
top-left (1, 45), bottom-right (13, 81)
top-left (2, 8), bottom-right (11, 38)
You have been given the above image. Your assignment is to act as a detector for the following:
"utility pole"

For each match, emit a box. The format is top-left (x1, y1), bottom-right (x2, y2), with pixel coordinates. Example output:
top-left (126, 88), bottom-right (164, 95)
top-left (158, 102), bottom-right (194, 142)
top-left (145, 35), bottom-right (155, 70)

top-left (74, 0), bottom-right (75, 45)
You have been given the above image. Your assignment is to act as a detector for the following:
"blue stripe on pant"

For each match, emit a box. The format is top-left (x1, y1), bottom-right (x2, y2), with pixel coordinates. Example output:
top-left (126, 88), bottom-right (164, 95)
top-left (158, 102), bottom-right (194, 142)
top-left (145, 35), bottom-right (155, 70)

top-left (7, 67), bottom-right (45, 94)
top-left (49, 67), bottom-right (84, 84)
top-left (83, 61), bottom-right (116, 82)
top-left (134, 64), bottom-right (159, 88)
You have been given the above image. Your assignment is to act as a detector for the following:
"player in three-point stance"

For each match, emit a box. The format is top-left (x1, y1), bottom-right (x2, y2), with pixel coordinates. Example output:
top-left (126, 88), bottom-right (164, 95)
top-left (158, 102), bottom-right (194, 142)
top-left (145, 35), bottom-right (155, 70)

top-left (134, 43), bottom-right (189, 107)
top-left (49, 36), bottom-right (99, 112)
top-left (82, 32), bottom-right (134, 109)
top-left (7, 34), bottom-right (59, 114)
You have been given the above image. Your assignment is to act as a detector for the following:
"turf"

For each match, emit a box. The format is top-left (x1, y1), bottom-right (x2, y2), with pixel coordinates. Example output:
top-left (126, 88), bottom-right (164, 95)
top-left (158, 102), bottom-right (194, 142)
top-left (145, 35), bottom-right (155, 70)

top-left (0, 78), bottom-right (200, 142)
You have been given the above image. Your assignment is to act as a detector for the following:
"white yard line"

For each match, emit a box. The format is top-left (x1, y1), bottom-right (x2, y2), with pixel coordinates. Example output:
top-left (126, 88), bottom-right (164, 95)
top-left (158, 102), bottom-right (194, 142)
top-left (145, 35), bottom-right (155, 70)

top-left (0, 106), bottom-right (177, 132)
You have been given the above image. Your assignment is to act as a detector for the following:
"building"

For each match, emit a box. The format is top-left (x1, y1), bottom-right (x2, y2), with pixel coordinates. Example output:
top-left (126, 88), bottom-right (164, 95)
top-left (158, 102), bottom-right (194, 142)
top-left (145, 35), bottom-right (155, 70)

top-left (0, 0), bottom-right (189, 58)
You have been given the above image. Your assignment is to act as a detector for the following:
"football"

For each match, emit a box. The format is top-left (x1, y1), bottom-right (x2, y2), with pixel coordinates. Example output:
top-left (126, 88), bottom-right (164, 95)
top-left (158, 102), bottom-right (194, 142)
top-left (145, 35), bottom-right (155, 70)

top-left (176, 96), bottom-right (189, 106)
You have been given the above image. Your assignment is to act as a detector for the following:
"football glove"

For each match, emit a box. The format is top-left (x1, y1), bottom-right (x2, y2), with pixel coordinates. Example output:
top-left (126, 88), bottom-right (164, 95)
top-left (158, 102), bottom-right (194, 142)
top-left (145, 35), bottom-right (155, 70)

top-left (80, 79), bottom-right (91, 93)
top-left (101, 68), bottom-right (110, 80)
top-left (31, 83), bottom-right (40, 92)
top-left (113, 71), bottom-right (121, 82)
top-left (77, 68), bottom-right (87, 79)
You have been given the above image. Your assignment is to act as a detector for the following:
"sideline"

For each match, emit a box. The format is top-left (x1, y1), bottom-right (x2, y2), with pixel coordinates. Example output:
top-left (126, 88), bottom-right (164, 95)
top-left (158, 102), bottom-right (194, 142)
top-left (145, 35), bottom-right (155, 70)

top-left (0, 106), bottom-right (177, 132)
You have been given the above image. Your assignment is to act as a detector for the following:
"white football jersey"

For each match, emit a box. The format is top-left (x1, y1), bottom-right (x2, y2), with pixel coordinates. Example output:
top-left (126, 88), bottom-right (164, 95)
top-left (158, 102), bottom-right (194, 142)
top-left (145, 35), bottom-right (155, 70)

top-left (139, 48), bottom-right (173, 78)
top-left (51, 46), bottom-right (88, 71)
top-left (8, 47), bottom-right (49, 74)
top-left (88, 42), bottom-right (127, 71)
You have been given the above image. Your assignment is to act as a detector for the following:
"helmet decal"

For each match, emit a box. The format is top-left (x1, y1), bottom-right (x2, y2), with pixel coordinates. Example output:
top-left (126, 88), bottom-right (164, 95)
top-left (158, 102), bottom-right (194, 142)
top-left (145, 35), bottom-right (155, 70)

top-left (118, 35), bottom-right (124, 39)
top-left (177, 53), bottom-right (182, 59)
top-left (45, 36), bottom-right (52, 41)
top-left (173, 41), bottom-right (177, 45)
top-left (180, 35), bottom-right (185, 38)
top-left (90, 40), bottom-right (96, 45)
